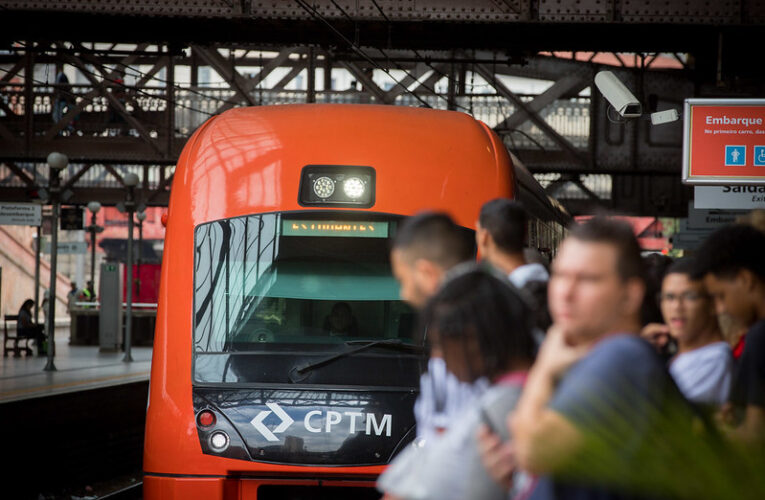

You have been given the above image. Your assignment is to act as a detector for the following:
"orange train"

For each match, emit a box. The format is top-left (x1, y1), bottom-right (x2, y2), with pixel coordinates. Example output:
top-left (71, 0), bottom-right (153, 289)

top-left (143, 104), bottom-right (568, 499)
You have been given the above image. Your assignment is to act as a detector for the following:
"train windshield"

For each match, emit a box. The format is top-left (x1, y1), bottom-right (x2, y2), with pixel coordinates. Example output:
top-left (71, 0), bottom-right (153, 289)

top-left (193, 212), bottom-right (425, 386)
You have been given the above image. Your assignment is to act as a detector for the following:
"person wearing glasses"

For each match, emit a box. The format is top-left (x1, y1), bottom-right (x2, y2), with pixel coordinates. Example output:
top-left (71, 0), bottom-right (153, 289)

top-left (642, 258), bottom-right (732, 407)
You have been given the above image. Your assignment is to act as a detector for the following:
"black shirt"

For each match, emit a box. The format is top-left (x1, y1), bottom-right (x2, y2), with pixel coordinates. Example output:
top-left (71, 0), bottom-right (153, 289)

top-left (18, 308), bottom-right (34, 329)
top-left (730, 319), bottom-right (765, 410)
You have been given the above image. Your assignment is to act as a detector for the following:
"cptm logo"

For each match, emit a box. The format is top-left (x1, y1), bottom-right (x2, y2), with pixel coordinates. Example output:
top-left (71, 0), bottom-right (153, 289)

top-left (250, 403), bottom-right (393, 442)
top-left (250, 402), bottom-right (294, 442)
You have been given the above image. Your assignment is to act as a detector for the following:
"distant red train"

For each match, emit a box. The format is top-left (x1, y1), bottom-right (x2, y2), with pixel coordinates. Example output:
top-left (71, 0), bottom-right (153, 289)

top-left (143, 104), bottom-right (568, 499)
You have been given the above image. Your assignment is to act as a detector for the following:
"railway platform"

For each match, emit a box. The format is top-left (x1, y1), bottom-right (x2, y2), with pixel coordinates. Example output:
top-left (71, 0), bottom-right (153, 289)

top-left (2, 322), bottom-right (151, 498)
top-left (0, 322), bottom-right (151, 404)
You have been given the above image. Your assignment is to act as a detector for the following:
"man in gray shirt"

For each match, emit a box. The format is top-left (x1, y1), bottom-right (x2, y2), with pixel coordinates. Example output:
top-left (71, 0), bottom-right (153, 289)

top-left (511, 218), bottom-right (696, 500)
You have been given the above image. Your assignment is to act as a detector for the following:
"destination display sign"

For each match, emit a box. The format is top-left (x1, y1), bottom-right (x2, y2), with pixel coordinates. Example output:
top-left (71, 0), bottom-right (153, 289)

top-left (283, 220), bottom-right (389, 238)
top-left (682, 98), bottom-right (765, 185)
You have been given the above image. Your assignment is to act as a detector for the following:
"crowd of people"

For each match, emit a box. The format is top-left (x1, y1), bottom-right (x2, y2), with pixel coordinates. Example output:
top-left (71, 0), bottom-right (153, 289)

top-left (377, 200), bottom-right (765, 500)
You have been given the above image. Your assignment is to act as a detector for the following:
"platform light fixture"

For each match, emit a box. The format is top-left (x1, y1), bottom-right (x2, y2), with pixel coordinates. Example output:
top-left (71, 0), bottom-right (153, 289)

top-left (123, 172), bottom-right (140, 363)
top-left (86, 201), bottom-right (103, 296)
top-left (43, 152), bottom-right (69, 372)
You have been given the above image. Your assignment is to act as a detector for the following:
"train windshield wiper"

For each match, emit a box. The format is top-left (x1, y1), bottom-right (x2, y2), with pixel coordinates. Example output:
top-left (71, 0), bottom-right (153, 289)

top-left (288, 339), bottom-right (423, 383)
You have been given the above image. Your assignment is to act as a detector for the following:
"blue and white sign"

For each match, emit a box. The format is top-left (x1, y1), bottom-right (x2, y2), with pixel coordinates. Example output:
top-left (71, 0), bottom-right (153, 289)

top-left (725, 145), bottom-right (747, 166)
top-left (754, 146), bottom-right (765, 167)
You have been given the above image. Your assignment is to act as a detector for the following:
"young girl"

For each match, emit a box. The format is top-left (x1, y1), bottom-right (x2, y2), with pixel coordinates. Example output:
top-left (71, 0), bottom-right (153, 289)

top-left (378, 267), bottom-right (537, 500)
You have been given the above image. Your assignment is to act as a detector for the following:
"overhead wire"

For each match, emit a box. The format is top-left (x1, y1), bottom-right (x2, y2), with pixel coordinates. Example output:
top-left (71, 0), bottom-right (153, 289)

top-left (293, 0), bottom-right (441, 110)
top-left (333, 0), bottom-right (475, 112)
top-left (368, 0), bottom-right (475, 111)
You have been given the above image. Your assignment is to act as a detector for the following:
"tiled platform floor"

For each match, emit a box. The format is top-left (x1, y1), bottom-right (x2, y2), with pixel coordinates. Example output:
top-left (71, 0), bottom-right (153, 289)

top-left (0, 325), bottom-right (151, 403)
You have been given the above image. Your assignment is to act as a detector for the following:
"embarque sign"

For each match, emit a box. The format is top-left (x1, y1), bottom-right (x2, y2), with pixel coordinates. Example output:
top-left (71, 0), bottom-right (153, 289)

top-left (682, 98), bottom-right (765, 185)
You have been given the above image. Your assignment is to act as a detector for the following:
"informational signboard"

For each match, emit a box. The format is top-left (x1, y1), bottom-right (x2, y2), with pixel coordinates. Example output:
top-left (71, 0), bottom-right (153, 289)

top-left (0, 202), bottom-right (42, 226)
top-left (694, 185), bottom-right (765, 210)
top-left (682, 98), bottom-right (765, 185)
top-left (687, 201), bottom-right (747, 226)
top-left (41, 240), bottom-right (88, 255)
top-left (60, 207), bottom-right (84, 230)
top-left (671, 232), bottom-right (708, 251)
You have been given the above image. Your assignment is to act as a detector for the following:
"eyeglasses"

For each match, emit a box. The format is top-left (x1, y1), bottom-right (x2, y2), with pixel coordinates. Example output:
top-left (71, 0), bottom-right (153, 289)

top-left (657, 291), bottom-right (710, 304)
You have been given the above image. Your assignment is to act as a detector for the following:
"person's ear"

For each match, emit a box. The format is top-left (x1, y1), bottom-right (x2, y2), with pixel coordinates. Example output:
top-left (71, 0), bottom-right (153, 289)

top-left (476, 226), bottom-right (491, 255)
top-left (737, 269), bottom-right (756, 292)
top-left (414, 258), bottom-right (444, 296)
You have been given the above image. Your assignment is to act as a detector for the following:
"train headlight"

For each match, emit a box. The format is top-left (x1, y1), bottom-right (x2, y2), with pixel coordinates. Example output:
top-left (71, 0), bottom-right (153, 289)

top-left (313, 176), bottom-right (335, 199)
top-left (343, 177), bottom-right (365, 199)
top-left (299, 165), bottom-right (375, 208)
top-left (209, 431), bottom-right (230, 452)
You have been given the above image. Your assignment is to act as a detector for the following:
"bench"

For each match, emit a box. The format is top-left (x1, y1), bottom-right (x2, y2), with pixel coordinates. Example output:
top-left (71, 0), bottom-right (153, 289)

top-left (3, 315), bottom-right (33, 357)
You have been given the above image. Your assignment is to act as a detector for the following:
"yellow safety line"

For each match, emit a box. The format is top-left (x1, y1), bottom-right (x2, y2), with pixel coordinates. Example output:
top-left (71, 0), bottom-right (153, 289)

top-left (0, 370), bottom-right (150, 399)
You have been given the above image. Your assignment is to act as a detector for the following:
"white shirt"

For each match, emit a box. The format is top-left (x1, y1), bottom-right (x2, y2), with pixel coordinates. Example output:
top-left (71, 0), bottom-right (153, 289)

top-left (413, 357), bottom-right (489, 444)
top-left (669, 341), bottom-right (733, 406)
top-left (508, 262), bottom-right (549, 288)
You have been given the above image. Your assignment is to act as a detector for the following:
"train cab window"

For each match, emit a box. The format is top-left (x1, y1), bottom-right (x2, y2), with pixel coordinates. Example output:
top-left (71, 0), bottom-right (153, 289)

top-left (192, 212), bottom-right (423, 386)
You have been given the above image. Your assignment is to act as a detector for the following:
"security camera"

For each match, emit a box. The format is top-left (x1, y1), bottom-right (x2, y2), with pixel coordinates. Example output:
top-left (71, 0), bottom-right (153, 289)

top-left (594, 71), bottom-right (642, 118)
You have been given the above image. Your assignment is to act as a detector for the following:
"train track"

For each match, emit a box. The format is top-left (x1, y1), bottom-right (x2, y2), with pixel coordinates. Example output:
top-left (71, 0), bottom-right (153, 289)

top-left (98, 482), bottom-right (142, 500)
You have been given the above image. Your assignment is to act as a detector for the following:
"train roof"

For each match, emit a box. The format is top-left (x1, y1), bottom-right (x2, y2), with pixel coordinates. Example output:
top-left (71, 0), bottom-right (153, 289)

top-left (511, 153), bottom-right (571, 226)
top-left (172, 104), bottom-right (515, 230)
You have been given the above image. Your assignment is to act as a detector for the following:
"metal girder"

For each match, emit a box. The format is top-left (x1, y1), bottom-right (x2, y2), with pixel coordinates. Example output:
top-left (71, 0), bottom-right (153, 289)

top-left (382, 62), bottom-right (429, 103)
top-left (474, 63), bottom-right (590, 167)
top-left (272, 63), bottom-right (307, 91)
top-left (102, 164), bottom-right (127, 186)
top-left (60, 163), bottom-right (93, 191)
top-left (192, 45), bottom-right (257, 108)
top-left (1, 1), bottom-right (763, 24)
top-left (146, 173), bottom-right (174, 203)
top-left (0, 60), bottom-right (24, 82)
top-left (57, 49), bottom-right (165, 156)
top-left (0, 41), bottom-right (746, 216)
top-left (43, 44), bottom-right (152, 140)
top-left (4, 162), bottom-right (35, 187)
top-left (338, 61), bottom-right (387, 102)
top-left (494, 74), bottom-right (589, 131)
top-left (193, 46), bottom-right (303, 113)
top-left (411, 64), bottom-right (449, 95)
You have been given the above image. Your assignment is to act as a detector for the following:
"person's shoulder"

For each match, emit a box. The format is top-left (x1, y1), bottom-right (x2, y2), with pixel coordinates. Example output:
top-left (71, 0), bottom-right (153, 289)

top-left (591, 333), bottom-right (655, 359)
top-left (744, 320), bottom-right (765, 353)
top-left (579, 334), bottom-right (661, 376)
top-left (748, 319), bottom-right (765, 338)
top-left (695, 341), bottom-right (732, 359)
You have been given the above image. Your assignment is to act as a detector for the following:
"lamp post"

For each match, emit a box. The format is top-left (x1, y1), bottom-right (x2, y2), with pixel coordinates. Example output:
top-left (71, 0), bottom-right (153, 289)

top-left (123, 172), bottom-right (139, 363)
top-left (135, 210), bottom-right (146, 299)
top-left (86, 201), bottom-right (103, 296)
top-left (44, 151), bottom-right (68, 372)
top-left (33, 226), bottom-right (41, 324)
